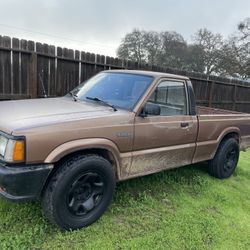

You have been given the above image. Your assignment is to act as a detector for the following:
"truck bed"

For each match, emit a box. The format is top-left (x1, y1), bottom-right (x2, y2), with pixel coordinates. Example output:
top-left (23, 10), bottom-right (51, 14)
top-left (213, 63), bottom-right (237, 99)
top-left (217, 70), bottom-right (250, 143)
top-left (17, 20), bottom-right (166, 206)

top-left (195, 106), bottom-right (250, 158)
top-left (197, 106), bottom-right (244, 115)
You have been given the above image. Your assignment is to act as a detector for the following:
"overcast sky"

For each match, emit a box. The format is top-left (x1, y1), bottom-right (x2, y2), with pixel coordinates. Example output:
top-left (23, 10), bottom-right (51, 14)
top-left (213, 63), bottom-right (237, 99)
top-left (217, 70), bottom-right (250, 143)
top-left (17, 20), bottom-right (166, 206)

top-left (0, 0), bottom-right (249, 56)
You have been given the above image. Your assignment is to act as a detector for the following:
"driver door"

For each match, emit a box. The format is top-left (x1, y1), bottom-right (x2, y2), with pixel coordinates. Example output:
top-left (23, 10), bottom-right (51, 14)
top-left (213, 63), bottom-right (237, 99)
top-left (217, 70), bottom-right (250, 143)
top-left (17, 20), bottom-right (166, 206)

top-left (130, 79), bottom-right (198, 177)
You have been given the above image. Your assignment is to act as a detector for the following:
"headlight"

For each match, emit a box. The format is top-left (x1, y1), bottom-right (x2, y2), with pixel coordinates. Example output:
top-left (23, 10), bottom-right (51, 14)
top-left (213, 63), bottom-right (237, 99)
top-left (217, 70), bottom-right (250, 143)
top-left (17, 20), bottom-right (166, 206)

top-left (0, 136), bottom-right (8, 157)
top-left (0, 135), bottom-right (25, 163)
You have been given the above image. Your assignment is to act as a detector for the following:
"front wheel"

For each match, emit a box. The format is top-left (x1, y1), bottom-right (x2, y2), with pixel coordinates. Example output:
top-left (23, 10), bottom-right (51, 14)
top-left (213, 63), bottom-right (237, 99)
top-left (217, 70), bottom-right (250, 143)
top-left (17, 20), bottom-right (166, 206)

top-left (42, 154), bottom-right (116, 230)
top-left (208, 138), bottom-right (240, 179)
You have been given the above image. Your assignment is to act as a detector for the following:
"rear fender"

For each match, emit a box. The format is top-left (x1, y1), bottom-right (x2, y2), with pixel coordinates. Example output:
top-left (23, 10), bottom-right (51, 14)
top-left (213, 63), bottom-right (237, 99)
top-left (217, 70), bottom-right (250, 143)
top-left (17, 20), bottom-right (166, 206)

top-left (193, 127), bottom-right (240, 163)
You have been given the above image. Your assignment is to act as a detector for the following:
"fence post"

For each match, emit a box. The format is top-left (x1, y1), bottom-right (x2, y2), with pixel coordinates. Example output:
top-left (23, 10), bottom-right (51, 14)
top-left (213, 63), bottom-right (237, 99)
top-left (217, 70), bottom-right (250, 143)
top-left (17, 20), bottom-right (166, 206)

top-left (208, 81), bottom-right (214, 107)
top-left (232, 84), bottom-right (237, 111)
top-left (29, 53), bottom-right (38, 99)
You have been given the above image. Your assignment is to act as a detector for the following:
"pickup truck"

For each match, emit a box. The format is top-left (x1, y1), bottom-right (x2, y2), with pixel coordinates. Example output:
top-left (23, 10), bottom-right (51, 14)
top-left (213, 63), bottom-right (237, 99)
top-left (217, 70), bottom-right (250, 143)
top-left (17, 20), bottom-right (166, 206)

top-left (0, 70), bottom-right (250, 230)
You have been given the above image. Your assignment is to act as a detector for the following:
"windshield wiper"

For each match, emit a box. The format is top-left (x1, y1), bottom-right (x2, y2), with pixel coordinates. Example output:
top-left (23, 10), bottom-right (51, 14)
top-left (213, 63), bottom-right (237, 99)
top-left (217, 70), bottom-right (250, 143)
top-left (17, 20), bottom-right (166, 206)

top-left (86, 96), bottom-right (117, 111)
top-left (69, 91), bottom-right (78, 102)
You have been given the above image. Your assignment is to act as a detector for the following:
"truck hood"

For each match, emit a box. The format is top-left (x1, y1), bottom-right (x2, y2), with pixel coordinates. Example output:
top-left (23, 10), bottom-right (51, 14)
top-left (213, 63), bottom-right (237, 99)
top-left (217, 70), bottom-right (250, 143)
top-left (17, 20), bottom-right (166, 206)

top-left (0, 97), bottom-right (123, 134)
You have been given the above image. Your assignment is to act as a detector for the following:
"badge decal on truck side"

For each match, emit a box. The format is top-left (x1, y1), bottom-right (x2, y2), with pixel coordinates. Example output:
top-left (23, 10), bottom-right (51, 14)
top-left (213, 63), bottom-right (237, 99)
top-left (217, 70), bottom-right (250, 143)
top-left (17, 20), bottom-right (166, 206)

top-left (116, 132), bottom-right (132, 138)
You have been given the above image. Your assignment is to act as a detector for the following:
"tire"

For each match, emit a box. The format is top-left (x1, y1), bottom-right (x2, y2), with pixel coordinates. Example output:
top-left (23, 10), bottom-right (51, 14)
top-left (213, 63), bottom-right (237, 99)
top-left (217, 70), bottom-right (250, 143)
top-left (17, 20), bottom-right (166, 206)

top-left (208, 138), bottom-right (240, 179)
top-left (42, 154), bottom-right (116, 231)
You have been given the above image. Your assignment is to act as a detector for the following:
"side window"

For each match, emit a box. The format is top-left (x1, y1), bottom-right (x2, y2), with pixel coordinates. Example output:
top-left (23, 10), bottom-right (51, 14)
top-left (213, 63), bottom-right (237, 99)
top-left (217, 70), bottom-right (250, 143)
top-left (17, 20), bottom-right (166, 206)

top-left (147, 80), bottom-right (187, 116)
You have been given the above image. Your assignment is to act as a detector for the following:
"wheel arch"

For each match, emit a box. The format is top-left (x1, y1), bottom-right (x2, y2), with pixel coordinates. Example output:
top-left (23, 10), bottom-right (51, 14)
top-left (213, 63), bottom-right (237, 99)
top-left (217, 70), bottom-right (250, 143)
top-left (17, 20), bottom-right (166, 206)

top-left (212, 127), bottom-right (240, 159)
top-left (44, 138), bottom-right (122, 179)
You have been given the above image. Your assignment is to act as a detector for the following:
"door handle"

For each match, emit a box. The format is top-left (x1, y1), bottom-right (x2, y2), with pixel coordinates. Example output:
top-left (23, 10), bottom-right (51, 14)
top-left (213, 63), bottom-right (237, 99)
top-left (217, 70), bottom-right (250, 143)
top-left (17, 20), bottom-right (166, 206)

top-left (180, 122), bottom-right (189, 128)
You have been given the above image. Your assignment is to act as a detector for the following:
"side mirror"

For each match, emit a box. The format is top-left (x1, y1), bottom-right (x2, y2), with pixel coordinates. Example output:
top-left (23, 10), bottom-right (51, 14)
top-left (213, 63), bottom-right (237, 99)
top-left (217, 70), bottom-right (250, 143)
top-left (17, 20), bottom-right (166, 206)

top-left (140, 103), bottom-right (161, 117)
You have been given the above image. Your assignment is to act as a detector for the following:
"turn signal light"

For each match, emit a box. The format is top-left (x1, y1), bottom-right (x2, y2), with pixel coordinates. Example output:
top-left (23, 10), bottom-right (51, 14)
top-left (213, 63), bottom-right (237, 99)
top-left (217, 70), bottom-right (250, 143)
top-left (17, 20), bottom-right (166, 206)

top-left (13, 141), bottom-right (25, 162)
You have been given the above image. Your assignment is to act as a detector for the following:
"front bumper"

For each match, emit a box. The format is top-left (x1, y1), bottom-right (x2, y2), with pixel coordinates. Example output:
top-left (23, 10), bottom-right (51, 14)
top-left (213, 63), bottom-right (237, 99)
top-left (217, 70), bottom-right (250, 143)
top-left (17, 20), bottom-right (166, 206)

top-left (0, 162), bottom-right (53, 202)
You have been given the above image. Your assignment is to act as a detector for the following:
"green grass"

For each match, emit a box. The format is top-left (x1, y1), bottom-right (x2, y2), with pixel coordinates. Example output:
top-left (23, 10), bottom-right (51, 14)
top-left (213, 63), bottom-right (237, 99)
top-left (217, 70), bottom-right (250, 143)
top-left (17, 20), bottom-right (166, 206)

top-left (0, 151), bottom-right (249, 250)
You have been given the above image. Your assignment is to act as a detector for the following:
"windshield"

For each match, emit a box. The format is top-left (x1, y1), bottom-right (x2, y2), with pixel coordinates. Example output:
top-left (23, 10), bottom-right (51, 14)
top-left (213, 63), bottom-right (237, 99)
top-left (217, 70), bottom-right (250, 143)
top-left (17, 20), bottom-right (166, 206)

top-left (71, 72), bottom-right (153, 110)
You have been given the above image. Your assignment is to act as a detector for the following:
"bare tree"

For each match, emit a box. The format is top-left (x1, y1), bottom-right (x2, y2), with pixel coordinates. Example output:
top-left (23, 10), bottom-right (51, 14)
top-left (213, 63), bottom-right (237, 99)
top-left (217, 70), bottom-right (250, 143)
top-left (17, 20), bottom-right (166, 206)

top-left (238, 18), bottom-right (250, 41)
top-left (237, 18), bottom-right (250, 79)
top-left (143, 31), bottom-right (161, 65)
top-left (117, 29), bottom-right (147, 64)
top-left (116, 20), bottom-right (250, 79)
top-left (192, 28), bottom-right (224, 75)
top-left (216, 37), bottom-right (242, 77)
top-left (185, 44), bottom-right (206, 72)
top-left (157, 31), bottom-right (188, 69)
top-left (117, 30), bottom-right (189, 68)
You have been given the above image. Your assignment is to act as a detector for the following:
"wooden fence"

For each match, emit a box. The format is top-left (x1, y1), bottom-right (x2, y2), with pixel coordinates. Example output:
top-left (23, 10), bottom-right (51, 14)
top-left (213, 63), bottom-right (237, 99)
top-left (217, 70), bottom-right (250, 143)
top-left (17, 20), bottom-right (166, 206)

top-left (0, 35), bottom-right (250, 113)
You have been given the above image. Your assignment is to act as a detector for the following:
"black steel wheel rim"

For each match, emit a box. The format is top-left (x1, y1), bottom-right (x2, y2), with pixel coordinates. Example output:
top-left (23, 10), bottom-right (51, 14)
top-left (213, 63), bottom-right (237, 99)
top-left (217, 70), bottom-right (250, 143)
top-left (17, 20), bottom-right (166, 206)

top-left (66, 172), bottom-right (105, 216)
top-left (224, 146), bottom-right (237, 172)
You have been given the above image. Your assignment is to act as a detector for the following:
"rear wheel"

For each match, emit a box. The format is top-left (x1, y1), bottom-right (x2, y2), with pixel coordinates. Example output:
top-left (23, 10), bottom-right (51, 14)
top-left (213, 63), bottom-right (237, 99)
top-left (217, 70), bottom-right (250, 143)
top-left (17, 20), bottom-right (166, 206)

top-left (208, 138), bottom-right (239, 179)
top-left (42, 154), bottom-right (116, 230)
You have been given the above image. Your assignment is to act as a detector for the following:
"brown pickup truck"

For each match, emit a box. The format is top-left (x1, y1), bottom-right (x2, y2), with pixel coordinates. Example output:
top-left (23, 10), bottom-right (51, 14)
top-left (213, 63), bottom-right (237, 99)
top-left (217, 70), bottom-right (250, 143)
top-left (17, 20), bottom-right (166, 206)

top-left (0, 70), bottom-right (250, 230)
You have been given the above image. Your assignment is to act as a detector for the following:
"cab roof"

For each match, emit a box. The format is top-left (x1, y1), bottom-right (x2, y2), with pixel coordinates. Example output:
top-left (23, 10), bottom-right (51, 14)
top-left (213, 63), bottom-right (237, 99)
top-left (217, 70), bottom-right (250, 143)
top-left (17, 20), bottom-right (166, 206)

top-left (102, 69), bottom-right (189, 80)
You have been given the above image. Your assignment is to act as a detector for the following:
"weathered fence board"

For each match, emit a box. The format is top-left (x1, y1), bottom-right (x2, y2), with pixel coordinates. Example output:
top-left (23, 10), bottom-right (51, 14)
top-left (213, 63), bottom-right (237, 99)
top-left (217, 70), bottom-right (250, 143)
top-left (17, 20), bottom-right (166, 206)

top-left (0, 35), bottom-right (250, 113)
top-left (0, 36), bottom-right (11, 95)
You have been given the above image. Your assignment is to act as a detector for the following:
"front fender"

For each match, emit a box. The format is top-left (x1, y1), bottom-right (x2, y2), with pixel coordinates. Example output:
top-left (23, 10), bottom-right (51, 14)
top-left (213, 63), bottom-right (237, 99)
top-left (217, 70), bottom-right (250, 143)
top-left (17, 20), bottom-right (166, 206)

top-left (44, 138), bottom-right (121, 165)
